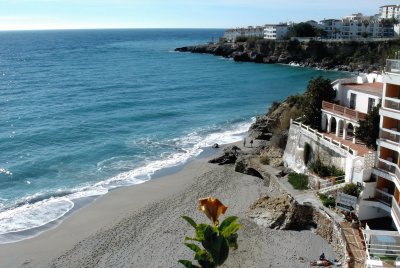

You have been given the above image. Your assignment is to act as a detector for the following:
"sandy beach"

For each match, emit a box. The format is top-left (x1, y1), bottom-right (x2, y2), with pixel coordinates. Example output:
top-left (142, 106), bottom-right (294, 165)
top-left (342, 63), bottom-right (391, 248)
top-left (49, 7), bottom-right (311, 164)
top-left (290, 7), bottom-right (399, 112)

top-left (0, 144), bottom-right (337, 268)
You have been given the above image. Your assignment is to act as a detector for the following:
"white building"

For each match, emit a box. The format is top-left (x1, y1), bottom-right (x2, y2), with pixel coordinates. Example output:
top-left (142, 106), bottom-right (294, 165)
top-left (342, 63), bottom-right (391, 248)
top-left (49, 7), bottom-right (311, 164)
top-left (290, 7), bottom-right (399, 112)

top-left (284, 74), bottom-right (381, 185)
top-left (264, 24), bottom-right (290, 40)
top-left (320, 13), bottom-right (395, 39)
top-left (380, 5), bottom-right (400, 19)
top-left (223, 26), bottom-right (265, 42)
top-left (321, 74), bottom-right (382, 143)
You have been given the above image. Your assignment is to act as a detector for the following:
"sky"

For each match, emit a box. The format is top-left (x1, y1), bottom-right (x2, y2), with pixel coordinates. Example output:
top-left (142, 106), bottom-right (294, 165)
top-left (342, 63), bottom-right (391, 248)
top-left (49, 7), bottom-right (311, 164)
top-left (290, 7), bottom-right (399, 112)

top-left (1, 0), bottom-right (400, 31)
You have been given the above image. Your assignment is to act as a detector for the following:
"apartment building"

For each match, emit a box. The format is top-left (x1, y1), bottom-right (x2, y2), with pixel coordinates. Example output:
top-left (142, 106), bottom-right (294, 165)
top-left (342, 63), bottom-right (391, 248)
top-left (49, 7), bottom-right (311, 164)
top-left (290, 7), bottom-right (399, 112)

top-left (380, 5), bottom-right (400, 19)
top-left (264, 24), bottom-right (290, 40)
top-left (320, 13), bottom-right (395, 40)
top-left (365, 58), bottom-right (400, 229)
top-left (223, 26), bottom-right (265, 42)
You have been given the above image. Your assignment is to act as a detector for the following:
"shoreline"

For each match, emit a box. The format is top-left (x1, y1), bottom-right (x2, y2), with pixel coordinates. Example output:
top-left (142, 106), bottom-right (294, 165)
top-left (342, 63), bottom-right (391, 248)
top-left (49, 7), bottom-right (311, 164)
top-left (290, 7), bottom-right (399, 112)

top-left (0, 140), bottom-right (338, 268)
top-left (0, 143), bottom-right (231, 245)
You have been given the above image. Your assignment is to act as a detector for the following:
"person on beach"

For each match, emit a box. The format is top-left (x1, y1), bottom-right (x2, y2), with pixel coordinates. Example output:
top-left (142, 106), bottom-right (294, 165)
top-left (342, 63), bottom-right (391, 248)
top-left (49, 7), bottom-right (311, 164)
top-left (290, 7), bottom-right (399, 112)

top-left (250, 139), bottom-right (253, 147)
top-left (243, 138), bottom-right (246, 147)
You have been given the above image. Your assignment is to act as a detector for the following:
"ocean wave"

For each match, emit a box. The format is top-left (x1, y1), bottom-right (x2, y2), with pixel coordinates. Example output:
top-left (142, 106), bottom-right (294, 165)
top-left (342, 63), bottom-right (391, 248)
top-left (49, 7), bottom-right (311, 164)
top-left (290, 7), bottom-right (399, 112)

top-left (0, 119), bottom-right (253, 241)
top-left (0, 168), bottom-right (12, 176)
top-left (0, 197), bottom-right (74, 235)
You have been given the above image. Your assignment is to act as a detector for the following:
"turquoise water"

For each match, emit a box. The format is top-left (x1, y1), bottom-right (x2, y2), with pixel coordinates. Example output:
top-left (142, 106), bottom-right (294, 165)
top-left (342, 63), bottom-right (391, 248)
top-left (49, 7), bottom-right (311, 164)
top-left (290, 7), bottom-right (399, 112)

top-left (0, 29), bottom-right (349, 242)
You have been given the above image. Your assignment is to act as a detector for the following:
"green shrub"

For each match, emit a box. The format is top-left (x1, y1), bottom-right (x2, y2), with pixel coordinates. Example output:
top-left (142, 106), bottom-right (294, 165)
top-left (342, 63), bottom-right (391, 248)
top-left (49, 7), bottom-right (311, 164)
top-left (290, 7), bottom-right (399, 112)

top-left (327, 165), bottom-right (345, 177)
top-left (309, 159), bottom-right (344, 178)
top-left (342, 183), bottom-right (360, 197)
top-left (268, 101), bottom-right (281, 114)
top-left (319, 193), bottom-right (336, 208)
top-left (288, 172), bottom-right (309, 190)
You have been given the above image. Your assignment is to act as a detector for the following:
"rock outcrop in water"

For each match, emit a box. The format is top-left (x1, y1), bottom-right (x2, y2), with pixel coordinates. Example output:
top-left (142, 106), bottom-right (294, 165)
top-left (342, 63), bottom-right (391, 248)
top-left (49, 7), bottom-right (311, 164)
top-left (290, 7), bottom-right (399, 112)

top-left (175, 39), bottom-right (400, 73)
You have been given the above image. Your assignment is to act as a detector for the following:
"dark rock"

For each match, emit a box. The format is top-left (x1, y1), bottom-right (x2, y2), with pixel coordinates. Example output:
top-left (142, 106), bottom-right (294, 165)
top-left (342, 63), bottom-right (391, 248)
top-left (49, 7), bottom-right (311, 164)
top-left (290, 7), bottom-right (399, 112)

top-left (233, 52), bottom-right (250, 62)
top-left (208, 145), bottom-right (242, 165)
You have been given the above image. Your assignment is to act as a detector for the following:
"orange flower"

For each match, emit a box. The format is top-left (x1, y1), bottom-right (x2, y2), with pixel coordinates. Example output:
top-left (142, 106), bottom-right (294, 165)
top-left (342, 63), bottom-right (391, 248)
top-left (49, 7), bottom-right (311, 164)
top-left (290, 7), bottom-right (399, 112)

top-left (198, 197), bottom-right (228, 225)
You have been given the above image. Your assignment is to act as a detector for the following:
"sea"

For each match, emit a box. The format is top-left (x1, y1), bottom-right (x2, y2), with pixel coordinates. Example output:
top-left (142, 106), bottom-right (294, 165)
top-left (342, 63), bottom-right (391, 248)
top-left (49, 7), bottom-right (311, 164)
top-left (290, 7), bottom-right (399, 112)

top-left (0, 29), bottom-right (350, 243)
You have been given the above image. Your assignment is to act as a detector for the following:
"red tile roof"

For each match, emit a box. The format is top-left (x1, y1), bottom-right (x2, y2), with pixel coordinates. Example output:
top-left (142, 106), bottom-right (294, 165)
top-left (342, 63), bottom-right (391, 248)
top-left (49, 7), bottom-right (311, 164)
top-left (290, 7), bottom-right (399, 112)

top-left (343, 82), bottom-right (383, 95)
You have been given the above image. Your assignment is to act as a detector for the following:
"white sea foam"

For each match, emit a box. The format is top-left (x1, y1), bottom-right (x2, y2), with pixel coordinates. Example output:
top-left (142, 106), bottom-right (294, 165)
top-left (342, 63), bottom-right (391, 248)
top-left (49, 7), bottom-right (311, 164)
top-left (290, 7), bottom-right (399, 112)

top-left (0, 197), bottom-right (73, 235)
top-left (96, 119), bottom-right (253, 187)
top-left (0, 168), bottom-right (12, 176)
top-left (0, 119), bottom-right (253, 241)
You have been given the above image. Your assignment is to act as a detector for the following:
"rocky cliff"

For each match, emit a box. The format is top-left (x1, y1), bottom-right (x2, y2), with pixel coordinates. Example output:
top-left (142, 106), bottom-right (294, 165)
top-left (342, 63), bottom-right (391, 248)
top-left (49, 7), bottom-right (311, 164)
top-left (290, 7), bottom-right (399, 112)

top-left (176, 39), bottom-right (400, 72)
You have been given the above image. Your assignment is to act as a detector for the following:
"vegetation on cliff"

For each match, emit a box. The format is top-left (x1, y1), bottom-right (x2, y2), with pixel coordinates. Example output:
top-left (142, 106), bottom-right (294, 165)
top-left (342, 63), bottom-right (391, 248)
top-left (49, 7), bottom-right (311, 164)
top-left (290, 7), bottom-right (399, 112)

top-left (176, 38), bottom-right (400, 72)
top-left (249, 77), bottom-right (335, 150)
top-left (286, 22), bottom-right (324, 38)
top-left (288, 172), bottom-right (309, 190)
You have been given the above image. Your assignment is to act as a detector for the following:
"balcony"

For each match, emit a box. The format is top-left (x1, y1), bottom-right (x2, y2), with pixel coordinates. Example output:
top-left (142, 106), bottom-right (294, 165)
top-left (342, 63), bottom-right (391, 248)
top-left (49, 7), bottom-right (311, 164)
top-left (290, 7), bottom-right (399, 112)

top-left (384, 97), bottom-right (400, 111)
top-left (377, 158), bottom-right (398, 174)
top-left (322, 101), bottom-right (367, 121)
top-left (381, 128), bottom-right (400, 143)
top-left (375, 189), bottom-right (393, 207)
top-left (376, 158), bottom-right (400, 189)
top-left (386, 59), bottom-right (400, 75)
top-left (392, 198), bottom-right (400, 229)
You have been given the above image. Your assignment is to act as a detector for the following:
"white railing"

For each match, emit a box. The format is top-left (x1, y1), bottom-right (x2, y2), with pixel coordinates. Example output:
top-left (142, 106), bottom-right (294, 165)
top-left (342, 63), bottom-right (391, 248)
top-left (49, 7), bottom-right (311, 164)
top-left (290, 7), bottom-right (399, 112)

top-left (291, 119), bottom-right (358, 156)
top-left (392, 198), bottom-right (400, 228)
top-left (322, 101), bottom-right (367, 121)
top-left (292, 37), bottom-right (397, 43)
top-left (384, 97), bottom-right (400, 111)
top-left (376, 158), bottom-right (400, 187)
top-left (375, 189), bottom-right (393, 206)
top-left (380, 128), bottom-right (400, 143)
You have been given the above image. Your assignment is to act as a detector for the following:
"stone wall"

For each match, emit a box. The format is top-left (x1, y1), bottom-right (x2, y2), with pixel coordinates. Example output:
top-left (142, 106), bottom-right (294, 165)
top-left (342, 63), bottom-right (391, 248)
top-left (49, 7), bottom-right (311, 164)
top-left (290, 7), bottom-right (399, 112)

top-left (284, 123), bottom-right (349, 173)
top-left (313, 209), bottom-right (348, 264)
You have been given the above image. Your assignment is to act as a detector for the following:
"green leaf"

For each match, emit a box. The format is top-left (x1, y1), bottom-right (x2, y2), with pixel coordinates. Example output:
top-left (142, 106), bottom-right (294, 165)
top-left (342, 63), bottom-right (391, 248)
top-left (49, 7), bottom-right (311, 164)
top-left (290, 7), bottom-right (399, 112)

top-left (195, 223), bottom-right (209, 241)
top-left (202, 226), bottom-right (229, 266)
top-left (198, 259), bottom-right (216, 268)
top-left (182, 216), bottom-right (197, 228)
top-left (184, 236), bottom-right (201, 242)
top-left (221, 222), bottom-right (241, 238)
top-left (184, 243), bottom-right (202, 253)
top-left (219, 216), bottom-right (238, 232)
top-left (226, 233), bottom-right (239, 249)
top-left (194, 250), bottom-right (209, 261)
top-left (178, 260), bottom-right (199, 268)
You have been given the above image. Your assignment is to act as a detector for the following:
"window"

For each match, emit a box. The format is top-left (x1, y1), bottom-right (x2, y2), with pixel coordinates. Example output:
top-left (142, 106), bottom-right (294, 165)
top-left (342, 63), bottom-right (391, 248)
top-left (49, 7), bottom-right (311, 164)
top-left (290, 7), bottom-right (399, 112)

top-left (368, 98), bottom-right (375, 112)
top-left (350, 93), bottom-right (356, 109)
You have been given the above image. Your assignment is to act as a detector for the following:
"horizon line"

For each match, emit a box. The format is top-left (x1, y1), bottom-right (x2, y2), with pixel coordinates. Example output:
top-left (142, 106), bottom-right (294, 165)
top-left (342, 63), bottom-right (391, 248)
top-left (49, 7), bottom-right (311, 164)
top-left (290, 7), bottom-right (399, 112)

top-left (0, 27), bottom-right (227, 32)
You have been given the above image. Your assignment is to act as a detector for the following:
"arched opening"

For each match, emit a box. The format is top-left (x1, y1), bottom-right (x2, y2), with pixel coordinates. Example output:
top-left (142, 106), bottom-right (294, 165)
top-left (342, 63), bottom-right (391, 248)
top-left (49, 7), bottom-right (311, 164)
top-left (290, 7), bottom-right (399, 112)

top-left (330, 117), bottom-right (337, 134)
top-left (337, 120), bottom-right (345, 137)
top-left (321, 114), bottom-right (328, 131)
top-left (346, 123), bottom-right (355, 140)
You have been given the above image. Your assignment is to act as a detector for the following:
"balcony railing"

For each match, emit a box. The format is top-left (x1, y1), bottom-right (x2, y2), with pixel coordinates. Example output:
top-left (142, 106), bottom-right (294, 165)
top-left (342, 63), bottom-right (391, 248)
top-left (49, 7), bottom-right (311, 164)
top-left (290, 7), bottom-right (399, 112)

top-left (386, 59), bottom-right (400, 74)
top-left (375, 189), bottom-right (393, 206)
top-left (322, 101), bottom-right (367, 121)
top-left (384, 97), bottom-right (400, 111)
top-left (392, 198), bottom-right (400, 226)
top-left (377, 158), bottom-right (398, 174)
top-left (376, 158), bottom-right (400, 187)
top-left (381, 128), bottom-right (400, 143)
